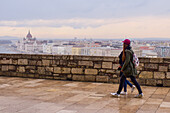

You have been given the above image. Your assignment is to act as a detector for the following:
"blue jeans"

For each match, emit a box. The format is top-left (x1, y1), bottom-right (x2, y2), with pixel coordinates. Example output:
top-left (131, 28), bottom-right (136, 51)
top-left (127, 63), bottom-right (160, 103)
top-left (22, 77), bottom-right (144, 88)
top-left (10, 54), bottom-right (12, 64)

top-left (117, 75), bottom-right (143, 94)
top-left (124, 79), bottom-right (133, 92)
top-left (120, 72), bottom-right (133, 92)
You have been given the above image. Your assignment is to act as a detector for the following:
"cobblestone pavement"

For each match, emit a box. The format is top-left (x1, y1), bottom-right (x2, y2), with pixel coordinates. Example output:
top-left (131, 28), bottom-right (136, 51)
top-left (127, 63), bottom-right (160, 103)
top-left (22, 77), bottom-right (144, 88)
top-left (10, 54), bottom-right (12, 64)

top-left (0, 77), bottom-right (170, 113)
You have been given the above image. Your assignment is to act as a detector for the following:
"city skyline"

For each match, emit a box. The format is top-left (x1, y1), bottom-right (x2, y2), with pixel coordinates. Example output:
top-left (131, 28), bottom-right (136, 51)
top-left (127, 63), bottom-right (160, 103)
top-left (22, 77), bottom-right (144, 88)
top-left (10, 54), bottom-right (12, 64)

top-left (0, 0), bottom-right (170, 39)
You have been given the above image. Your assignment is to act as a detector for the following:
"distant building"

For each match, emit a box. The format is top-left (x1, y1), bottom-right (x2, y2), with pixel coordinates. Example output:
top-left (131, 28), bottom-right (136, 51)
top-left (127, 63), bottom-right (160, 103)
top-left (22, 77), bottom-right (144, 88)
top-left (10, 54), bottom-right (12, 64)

top-left (43, 43), bottom-right (53, 54)
top-left (52, 45), bottom-right (72, 55)
top-left (155, 46), bottom-right (170, 57)
top-left (90, 48), bottom-right (103, 56)
top-left (17, 31), bottom-right (47, 53)
top-left (72, 47), bottom-right (82, 55)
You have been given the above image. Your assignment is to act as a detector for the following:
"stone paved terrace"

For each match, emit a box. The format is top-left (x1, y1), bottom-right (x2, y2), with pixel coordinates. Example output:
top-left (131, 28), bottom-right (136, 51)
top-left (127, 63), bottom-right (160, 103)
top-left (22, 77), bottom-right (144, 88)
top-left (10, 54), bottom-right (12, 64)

top-left (0, 77), bottom-right (170, 113)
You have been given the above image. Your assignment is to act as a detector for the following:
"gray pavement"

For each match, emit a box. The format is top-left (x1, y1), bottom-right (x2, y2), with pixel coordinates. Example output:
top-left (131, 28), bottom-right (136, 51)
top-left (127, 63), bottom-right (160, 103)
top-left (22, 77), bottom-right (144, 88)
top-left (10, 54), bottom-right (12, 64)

top-left (0, 77), bottom-right (170, 113)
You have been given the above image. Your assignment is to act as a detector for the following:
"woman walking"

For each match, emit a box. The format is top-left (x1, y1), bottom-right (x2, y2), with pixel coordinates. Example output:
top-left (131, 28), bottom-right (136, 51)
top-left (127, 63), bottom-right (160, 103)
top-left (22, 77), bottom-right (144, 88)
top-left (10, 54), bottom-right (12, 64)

top-left (111, 39), bottom-right (143, 98)
top-left (118, 50), bottom-right (135, 95)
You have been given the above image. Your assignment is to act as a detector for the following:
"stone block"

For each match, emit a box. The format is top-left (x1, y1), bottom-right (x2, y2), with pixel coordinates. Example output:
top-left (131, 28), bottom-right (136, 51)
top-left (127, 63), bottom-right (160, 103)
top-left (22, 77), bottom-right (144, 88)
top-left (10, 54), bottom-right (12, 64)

top-left (136, 79), bottom-right (146, 85)
top-left (53, 55), bottom-right (62, 60)
top-left (115, 70), bottom-right (120, 75)
top-left (10, 72), bottom-right (17, 76)
top-left (163, 80), bottom-right (170, 86)
top-left (112, 64), bottom-right (120, 70)
top-left (89, 57), bottom-right (103, 61)
top-left (59, 60), bottom-right (68, 65)
top-left (17, 73), bottom-right (24, 77)
top-left (37, 61), bottom-right (42, 66)
top-left (37, 67), bottom-right (45, 74)
top-left (102, 62), bottom-right (112, 69)
top-left (53, 74), bottom-right (60, 77)
top-left (42, 60), bottom-right (50, 66)
top-left (70, 56), bottom-right (74, 60)
top-left (159, 66), bottom-right (168, 72)
top-left (1, 59), bottom-right (11, 64)
top-left (45, 67), bottom-right (54, 72)
top-left (42, 55), bottom-right (53, 60)
top-left (1, 65), bottom-right (8, 71)
top-left (12, 60), bottom-right (18, 65)
top-left (109, 78), bottom-right (119, 83)
top-left (8, 65), bottom-right (16, 71)
top-left (94, 62), bottom-right (102, 68)
top-left (106, 70), bottom-right (116, 74)
top-left (67, 74), bottom-right (72, 79)
top-left (29, 60), bottom-right (37, 65)
top-left (62, 68), bottom-right (71, 73)
top-left (139, 58), bottom-right (150, 63)
top-left (54, 77), bottom-right (61, 80)
top-left (45, 72), bottom-right (52, 75)
top-left (0, 71), bottom-right (4, 75)
top-left (163, 58), bottom-right (170, 63)
top-left (71, 68), bottom-right (83, 74)
top-left (74, 56), bottom-right (89, 61)
top-left (150, 58), bottom-right (163, 63)
top-left (166, 72), bottom-right (170, 79)
top-left (27, 74), bottom-right (35, 78)
top-left (85, 69), bottom-right (98, 75)
top-left (45, 76), bottom-right (54, 79)
top-left (145, 64), bottom-right (158, 70)
top-left (31, 55), bottom-right (42, 59)
top-left (96, 76), bottom-right (109, 83)
top-left (146, 79), bottom-right (156, 86)
top-left (72, 75), bottom-right (84, 81)
top-left (54, 67), bottom-right (62, 73)
top-left (114, 57), bottom-right (119, 63)
top-left (34, 74), bottom-right (39, 78)
top-left (156, 80), bottom-right (163, 85)
top-left (78, 61), bottom-right (93, 66)
top-left (111, 74), bottom-right (118, 78)
top-left (30, 70), bottom-right (35, 73)
top-left (136, 63), bottom-right (144, 71)
top-left (18, 59), bottom-right (28, 65)
top-left (68, 61), bottom-right (77, 67)
top-left (154, 72), bottom-right (165, 79)
top-left (103, 57), bottom-right (115, 62)
top-left (85, 75), bottom-right (96, 82)
top-left (139, 71), bottom-right (153, 79)
top-left (100, 69), bottom-right (106, 73)
top-left (26, 66), bottom-right (36, 70)
top-left (18, 66), bottom-right (25, 73)
top-left (52, 60), bottom-right (59, 65)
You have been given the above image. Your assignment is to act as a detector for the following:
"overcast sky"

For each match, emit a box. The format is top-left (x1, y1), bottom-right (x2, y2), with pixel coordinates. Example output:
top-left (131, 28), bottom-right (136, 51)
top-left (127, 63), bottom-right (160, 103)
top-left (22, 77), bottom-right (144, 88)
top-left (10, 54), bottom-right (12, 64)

top-left (0, 0), bottom-right (170, 39)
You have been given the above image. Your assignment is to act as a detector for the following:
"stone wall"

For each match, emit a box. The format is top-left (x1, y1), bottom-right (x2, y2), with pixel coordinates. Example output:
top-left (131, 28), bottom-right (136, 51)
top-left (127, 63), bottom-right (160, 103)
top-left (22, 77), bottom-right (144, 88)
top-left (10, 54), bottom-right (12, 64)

top-left (0, 54), bottom-right (170, 86)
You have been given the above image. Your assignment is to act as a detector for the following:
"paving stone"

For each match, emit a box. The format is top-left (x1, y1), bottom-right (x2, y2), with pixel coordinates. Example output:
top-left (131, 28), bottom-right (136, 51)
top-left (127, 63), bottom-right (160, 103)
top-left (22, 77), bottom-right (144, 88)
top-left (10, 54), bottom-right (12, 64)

top-left (156, 107), bottom-right (170, 113)
top-left (160, 102), bottom-right (170, 108)
top-left (57, 110), bottom-right (77, 113)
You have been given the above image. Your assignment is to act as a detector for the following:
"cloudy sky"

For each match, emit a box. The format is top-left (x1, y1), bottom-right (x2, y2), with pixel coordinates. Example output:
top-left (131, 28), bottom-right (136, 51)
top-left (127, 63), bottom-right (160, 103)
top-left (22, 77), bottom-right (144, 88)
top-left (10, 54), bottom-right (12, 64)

top-left (0, 0), bottom-right (170, 39)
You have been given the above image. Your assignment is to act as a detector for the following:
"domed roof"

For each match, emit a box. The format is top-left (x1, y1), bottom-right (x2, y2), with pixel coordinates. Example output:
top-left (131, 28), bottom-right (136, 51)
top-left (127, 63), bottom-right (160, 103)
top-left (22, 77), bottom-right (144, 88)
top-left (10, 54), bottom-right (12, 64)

top-left (26, 30), bottom-right (32, 38)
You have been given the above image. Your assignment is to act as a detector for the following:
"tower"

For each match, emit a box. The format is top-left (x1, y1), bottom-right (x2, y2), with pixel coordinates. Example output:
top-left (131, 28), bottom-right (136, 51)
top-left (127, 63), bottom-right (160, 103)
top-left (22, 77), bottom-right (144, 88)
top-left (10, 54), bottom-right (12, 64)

top-left (26, 30), bottom-right (32, 39)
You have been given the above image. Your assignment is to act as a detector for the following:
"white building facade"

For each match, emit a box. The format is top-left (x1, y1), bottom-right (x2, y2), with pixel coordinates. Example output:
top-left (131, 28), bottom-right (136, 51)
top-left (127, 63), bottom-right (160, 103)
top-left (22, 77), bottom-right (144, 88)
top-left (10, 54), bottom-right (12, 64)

top-left (17, 31), bottom-right (46, 53)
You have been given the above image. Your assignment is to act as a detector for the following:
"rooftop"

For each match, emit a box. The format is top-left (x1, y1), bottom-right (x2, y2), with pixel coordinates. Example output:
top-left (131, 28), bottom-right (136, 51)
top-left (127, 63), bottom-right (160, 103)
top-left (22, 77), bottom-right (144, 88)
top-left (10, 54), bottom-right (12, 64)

top-left (0, 77), bottom-right (170, 113)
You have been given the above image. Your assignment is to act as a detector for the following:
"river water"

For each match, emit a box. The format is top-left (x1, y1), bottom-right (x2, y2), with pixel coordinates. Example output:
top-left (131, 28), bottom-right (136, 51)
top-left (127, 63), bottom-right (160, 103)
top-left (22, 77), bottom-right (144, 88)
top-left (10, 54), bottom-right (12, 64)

top-left (0, 45), bottom-right (18, 54)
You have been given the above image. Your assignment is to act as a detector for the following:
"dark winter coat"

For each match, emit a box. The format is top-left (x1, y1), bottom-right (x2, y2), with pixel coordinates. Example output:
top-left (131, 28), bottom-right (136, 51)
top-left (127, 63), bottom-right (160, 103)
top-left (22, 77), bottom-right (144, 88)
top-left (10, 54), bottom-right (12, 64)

top-left (121, 46), bottom-right (137, 77)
